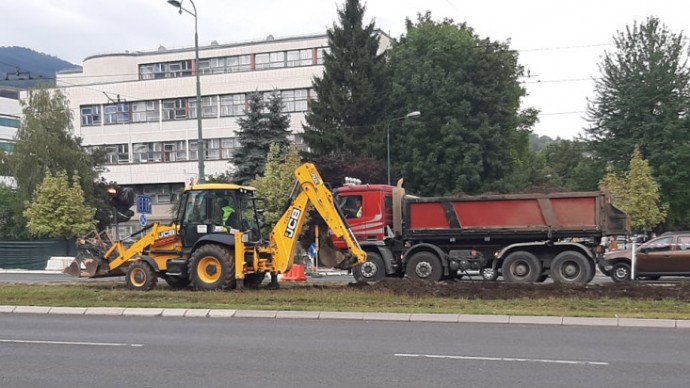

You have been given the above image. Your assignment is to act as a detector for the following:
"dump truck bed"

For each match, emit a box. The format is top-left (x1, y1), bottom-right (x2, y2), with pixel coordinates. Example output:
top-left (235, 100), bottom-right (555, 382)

top-left (404, 191), bottom-right (628, 241)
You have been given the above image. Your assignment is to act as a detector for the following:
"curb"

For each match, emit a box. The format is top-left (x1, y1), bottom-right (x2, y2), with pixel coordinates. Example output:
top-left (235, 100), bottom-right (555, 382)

top-left (1, 305), bottom-right (689, 329)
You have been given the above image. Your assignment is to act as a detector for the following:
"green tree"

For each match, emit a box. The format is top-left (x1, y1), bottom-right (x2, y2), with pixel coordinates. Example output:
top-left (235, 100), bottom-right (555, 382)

top-left (0, 184), bottom-right (30, 240)
top-left (232, 91), bottom-right (291, 184)
top-left (302, 0), bottom-right (390, 157)
top-left (24, 170), bottom-right (96, 239)
top-left (387, 13), bottom-right (534, 196)
top-left (599, 147), bottom-right (667, 231)
top-left (585, 17), bottom-right (690, 227)
top-left (250, 144), bottom-right (302, 228)
top-left (0, 87), bottom-right (110, 231)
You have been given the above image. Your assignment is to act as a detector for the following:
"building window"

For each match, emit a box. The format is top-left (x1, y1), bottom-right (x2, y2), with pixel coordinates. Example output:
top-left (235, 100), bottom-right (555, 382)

top-left (104, 103), bottom-right (129, 124)
top-left (133, 142), bottom-right (162, 163)
top-left (103, 144), bottom-right (129, 164)
top-left (198, 57), bottom-right (226, 75)
top-left (282, 89), bottom-right (309, 112)
top-left (189, 96), bottom-right (218, 118)
top-left (206, 138), bottom-right (221, 160)
top-left (226, 55), bottom-right (252, 72)
top-left (139, 60), bottom-right (193, 80)
top-left (316, 47), bottom-right (329, 64)
top-left (80, 105), bottom-right (101, 126)
top-left (0, 116), bottom-right (20, 128)
top-left (269, 52), bottom-right (285, 68)
top-left (255, 53), bottom-right (270, 70)
top-left (219, 94), bottom-right (245, 117)
top-left (221, 137), bottom-right (239, 159)
top-left (162, 98), bottom-right (188, 121)
top-left (287, 49), bottom-right (313, 67)
top-left (132, 101), bottom-right (160, 122)
top-left (163, 141), bottom-right (187, 162)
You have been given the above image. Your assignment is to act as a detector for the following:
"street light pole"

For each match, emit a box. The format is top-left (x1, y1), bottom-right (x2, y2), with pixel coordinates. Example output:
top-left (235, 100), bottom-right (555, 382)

top-left (386, 111), bottom-right (421, 185)
top-left (167, 0), bottom-right (205, 183)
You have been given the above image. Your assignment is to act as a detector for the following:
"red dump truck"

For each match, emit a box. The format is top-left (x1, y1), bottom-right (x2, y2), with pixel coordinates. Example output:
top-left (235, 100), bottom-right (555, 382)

top-left (329, 181), bottom-right (629, 285)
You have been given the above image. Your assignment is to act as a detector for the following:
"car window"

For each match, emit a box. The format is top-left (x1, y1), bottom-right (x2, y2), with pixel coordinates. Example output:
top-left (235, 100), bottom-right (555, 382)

top-left (644, 236), bottom-right (673, 253)
top-left (677, 236), bottom-right (690, 251)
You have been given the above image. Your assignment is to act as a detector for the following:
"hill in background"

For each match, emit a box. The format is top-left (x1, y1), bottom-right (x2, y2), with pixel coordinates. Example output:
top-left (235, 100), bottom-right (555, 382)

top-left (0, 46), bottom-right (79, 90)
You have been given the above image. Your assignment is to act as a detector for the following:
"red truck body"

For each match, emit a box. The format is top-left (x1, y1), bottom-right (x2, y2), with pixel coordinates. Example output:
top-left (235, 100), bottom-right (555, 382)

top-left (333, 184), bottom-right (628, 285)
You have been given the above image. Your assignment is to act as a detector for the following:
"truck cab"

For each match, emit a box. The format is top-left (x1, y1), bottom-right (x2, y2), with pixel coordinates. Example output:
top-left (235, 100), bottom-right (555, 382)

top-left (333, 185), bottom-right (393, 250)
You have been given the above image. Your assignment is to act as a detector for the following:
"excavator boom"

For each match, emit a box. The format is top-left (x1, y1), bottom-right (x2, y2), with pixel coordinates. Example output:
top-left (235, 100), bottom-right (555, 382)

top-left (266, 163), bottom-right (367, 273)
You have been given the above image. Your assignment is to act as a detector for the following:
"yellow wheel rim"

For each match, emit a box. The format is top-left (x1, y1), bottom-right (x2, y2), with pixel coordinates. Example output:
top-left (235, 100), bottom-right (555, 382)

top-left (197, 256), bottom-right (222, 284)
top-left (130, 267), bottom-right (147, 287)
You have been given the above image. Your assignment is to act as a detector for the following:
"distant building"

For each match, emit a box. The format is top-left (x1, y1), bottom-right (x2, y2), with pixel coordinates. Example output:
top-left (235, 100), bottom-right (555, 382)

top-left (0, 88), bottom-right (19, 154)
top-left (28, 32), bottom-right (391, 233)
top-left (0, 88), bottom-right (19, 187)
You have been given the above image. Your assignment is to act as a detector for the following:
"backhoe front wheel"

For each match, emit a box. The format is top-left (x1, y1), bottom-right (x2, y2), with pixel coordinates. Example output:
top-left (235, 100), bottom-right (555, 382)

top-left (126, 261), bottom-right (158, 291)
top-left (189, 244), bottom-right (236, 291)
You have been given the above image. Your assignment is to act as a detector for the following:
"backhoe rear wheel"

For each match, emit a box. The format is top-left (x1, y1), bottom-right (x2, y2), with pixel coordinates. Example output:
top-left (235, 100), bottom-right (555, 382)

top-left (126, 261), bottom-right (158, 291)
top-left (189, 244), bottom-right (236, 291)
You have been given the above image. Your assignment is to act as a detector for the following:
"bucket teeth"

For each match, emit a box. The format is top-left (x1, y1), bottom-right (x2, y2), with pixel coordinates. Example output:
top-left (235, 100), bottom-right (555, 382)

top-left (83, 259), bottom-right (99, 277)
top-left (63, 261), bottom-right (82, 277)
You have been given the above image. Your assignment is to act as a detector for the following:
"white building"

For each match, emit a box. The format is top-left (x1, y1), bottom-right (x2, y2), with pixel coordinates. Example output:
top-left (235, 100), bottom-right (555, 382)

top-left (39, 32), bottom-right (391, 231)
top-left (0, 89), bottom-right (20, 187)
top-left (0, 89), bottom-right (19, 154)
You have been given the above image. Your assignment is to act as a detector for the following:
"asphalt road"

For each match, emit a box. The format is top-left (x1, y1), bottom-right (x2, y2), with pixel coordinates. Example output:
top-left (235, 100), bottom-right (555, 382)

top-left (1, 314), bottom-right (689, 388)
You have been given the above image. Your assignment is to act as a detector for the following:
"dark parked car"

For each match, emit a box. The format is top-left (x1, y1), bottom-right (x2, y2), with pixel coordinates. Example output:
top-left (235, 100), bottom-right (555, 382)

top-left (600, 233), bottom-right (690, 282)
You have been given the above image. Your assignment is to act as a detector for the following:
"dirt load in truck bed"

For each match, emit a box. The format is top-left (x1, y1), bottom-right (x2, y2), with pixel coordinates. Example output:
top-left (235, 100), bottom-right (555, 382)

top-left (350, 278), bottom-right (690, 300)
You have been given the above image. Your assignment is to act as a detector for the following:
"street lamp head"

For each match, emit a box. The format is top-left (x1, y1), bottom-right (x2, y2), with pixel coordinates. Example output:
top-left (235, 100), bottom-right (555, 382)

top-left (405, 111), bottom-right (421, 118)
top-left (167, 0), bottom-right (182, 7)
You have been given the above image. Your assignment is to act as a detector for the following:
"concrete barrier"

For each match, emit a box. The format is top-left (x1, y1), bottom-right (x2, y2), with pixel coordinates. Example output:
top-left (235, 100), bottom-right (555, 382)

top-left (45, 256), bottom-right (75, 271)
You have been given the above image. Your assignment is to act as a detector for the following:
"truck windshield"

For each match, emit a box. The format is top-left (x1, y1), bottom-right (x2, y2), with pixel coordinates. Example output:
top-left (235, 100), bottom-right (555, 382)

top-left (336, 195), bottom-right (362, 219)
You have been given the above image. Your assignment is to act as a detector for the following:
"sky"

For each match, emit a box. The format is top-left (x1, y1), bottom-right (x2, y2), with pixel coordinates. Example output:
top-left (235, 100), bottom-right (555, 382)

top-left (2, 0), bottom-right (689, 140)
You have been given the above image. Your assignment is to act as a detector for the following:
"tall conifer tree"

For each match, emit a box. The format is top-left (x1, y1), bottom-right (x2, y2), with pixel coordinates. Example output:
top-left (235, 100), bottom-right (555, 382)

top-left (302, 0), bottom-right (390, 157)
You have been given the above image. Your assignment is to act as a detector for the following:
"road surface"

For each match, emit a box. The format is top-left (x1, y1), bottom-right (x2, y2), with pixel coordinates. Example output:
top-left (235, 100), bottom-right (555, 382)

top-left (0, 313), bottom-right (688, 388)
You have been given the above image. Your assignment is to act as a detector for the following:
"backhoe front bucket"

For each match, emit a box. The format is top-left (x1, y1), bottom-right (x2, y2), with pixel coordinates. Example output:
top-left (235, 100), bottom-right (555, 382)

top-left (63, 257), bottom-right (100, 278)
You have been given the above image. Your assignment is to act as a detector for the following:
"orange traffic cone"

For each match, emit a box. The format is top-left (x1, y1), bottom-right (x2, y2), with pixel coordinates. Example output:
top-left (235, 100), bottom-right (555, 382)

top-left (281, 264), bottom-right (307, 282)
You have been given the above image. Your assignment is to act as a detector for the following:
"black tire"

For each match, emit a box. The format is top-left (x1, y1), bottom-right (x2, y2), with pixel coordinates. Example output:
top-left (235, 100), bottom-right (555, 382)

top-left (610, 262), bottom-right (631, 282)
top-left (481, 267), bottom-right (499, 281)
top-left (243, 272), bottom-right (266, 289)
top-left (406, 252), bottom-right (443, 282)
top-left (164, 275), bottom-right (190, 289)
top-left (126, 261), bottom-right (158, 291)
top-left (189, 244), bottom-right (236, 290)
top-left (352, 252), bottom-right (386, 282)
top-left (501, 251), bottom-right (542, 283)
top-left (550, 251), bottom-right (593, 285)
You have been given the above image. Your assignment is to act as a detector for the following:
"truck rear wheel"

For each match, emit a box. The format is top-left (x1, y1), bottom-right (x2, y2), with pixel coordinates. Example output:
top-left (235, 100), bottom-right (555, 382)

top-left (406, 252), bottom-right (443, 282)
top-left (550, 251), bottom-right (592, 285)
top-left (352, 252), bottom-right (386, 282)
top-left (126, 261), bottom-right (158, 291)
top-left (189, 244), bottom-right (236, 290)
top-left (501, 251), bottom-right (541, 283)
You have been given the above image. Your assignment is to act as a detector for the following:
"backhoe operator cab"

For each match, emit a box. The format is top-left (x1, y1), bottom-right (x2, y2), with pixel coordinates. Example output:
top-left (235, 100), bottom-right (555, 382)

top-left (175, 184), bottom-right (261, 249)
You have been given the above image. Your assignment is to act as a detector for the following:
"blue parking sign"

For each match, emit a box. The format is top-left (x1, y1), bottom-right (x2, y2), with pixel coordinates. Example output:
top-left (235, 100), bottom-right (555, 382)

top-left (137, 195), bottom-right (152, 214)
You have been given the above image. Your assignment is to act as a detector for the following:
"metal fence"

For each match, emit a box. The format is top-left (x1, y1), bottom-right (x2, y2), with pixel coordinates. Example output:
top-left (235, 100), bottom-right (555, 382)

top-left (0, 239), bottom-right (76, 270)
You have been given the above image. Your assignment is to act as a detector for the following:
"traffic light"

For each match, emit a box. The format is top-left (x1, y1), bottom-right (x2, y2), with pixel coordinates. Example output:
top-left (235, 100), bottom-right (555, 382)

top-left (108, 185), bottom-right (135, 222)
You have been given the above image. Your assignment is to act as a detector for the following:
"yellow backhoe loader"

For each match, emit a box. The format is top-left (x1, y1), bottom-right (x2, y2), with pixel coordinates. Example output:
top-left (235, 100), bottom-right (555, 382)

top-left (64, 163), bottom-right (366, 291)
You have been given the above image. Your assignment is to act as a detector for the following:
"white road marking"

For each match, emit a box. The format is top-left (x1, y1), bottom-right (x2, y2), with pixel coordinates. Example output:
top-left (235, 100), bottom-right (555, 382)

top-left (395, 353), bottom-right (608, 366)
top-left (0, 339), bottom-right (143, 347)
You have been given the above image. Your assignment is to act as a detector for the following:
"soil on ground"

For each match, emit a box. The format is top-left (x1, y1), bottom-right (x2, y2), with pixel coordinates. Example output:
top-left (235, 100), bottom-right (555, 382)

top-left (346, 278), bottom-right (690, 300)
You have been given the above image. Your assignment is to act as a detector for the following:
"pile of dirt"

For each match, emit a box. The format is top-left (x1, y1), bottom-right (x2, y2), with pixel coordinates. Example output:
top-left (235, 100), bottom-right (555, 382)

top-left (348, 278), bottom-right (690, 300)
